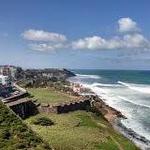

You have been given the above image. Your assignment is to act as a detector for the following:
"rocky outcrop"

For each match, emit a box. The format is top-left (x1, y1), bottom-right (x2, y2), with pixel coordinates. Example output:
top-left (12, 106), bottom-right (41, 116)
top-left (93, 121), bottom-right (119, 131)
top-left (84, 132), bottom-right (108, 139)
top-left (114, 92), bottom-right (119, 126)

top-left (115, 119), bottom-right (150, 148)
top-left (90, 95), bottom-right (125, 122)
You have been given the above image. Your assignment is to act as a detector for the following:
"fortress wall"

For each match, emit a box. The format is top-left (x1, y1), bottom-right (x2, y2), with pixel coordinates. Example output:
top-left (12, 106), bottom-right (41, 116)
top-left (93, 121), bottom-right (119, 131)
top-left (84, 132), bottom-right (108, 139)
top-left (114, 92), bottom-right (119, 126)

top-left (9, 100), bottom-right (38, 119)
top-left (37, 99), bottom-right (90, 114)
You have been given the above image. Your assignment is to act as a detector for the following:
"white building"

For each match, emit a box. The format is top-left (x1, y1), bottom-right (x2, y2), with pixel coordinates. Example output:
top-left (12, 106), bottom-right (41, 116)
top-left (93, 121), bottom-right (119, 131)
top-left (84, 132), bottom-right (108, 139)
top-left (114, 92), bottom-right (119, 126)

top-left (0, 75), bottom-right (10, 85)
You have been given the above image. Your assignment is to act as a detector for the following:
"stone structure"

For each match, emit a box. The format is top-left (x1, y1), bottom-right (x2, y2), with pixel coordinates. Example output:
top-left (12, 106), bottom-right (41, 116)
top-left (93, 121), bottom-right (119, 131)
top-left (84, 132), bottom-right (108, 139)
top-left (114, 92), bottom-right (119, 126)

top-left (3, 92), bottom-right (29, 102)
top-left (37, 98), bottom-right (91, 114)
top-left (6, 98), bottom-right (37, 118)
top-left (2, 85), bottom-right (37, 119)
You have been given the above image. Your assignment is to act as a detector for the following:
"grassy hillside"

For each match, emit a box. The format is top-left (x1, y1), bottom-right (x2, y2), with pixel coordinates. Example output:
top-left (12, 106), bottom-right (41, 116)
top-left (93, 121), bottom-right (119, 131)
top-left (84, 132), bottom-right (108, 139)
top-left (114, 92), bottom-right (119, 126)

top-left (0, 102), bottom-right (51, 150)
top-left (25, 111), bottom-right (139, 150)
top-left (28, 87), bottom-right (77, 104)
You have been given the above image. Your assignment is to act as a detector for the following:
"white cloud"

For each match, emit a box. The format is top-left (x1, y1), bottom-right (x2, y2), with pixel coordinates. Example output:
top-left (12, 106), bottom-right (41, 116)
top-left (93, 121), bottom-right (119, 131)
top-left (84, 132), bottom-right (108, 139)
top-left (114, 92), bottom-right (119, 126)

top-left (22, 29), bottom-right (67, 42)
top-left (22, 18), bottom-right (150, 52)
top-left (72, 36), bottom-right (107, 50)
top-left (72, 34), bottom-right (150, 50)
top-left (118, 17), bottom-right (139, 33)
top-left (123, 34), bottom-right (149, 48)
top-left (22, 29), bottom-right (68, 51)
top-left (29, 43), bottom-right (68, 52)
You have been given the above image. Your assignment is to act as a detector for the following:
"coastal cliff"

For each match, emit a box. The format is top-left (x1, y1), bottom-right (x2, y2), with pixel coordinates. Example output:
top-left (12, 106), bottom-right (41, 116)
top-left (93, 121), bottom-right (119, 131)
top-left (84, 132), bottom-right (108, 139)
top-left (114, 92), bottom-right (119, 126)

top-left (91, 95), bottom-right (125, 123)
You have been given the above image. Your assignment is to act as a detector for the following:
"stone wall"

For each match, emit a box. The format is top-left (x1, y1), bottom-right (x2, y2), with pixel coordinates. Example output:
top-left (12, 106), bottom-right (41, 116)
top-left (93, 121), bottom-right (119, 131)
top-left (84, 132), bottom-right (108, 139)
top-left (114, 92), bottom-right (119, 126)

top-left (9, 100), bottom-right (38, 119)
top-left (3, 92), bottom-right (29, 103)
top-left (37, 99), bottom-right (91, 114)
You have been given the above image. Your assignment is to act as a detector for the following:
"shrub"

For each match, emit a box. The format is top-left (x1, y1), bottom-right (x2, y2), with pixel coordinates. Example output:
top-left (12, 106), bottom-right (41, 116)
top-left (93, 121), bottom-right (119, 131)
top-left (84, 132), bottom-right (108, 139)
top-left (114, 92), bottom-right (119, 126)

top-left (14, 140), bottom-right (28, 149)
top-left (32, 117), bottom-right (54, 126)
top-left (0, 129), bottom-right (11, 139)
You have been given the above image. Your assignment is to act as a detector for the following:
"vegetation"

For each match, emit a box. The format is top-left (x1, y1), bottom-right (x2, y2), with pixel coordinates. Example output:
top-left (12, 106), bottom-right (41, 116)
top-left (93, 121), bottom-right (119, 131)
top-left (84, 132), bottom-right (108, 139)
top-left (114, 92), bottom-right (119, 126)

top-left (16, 68), bottom-right (75, 88)
top-left (25, 111), bottom-right (139, 150)
top-left (25, 87), bottom-right (139, 150)
top-left (0, 102), bottom-right (51, 150)
top-left (28, 87), bottom-right (77, 104)
top-left (32, 117), bottom-right (54, 126)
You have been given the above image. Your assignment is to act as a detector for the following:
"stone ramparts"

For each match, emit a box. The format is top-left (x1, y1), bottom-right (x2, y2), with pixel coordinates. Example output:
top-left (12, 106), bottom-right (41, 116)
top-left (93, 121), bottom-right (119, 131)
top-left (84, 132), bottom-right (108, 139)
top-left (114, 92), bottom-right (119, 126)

top-left (36, 98), bottom-right (91, 114)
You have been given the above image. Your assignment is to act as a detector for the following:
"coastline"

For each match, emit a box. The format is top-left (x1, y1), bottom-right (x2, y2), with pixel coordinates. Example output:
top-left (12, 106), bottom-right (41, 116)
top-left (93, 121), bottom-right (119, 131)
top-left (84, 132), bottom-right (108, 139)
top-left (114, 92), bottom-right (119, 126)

top-left (113, 118), bottom-right (150, 150)
top-left (69, 78), bottom-right (150, 150)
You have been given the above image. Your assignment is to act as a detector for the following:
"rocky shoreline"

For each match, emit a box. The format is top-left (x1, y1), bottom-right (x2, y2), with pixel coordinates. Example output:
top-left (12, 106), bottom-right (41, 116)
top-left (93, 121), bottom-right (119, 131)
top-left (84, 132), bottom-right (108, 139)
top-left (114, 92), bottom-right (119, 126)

top-left (69, 81), bottom-right (125, 122)
top-left (92, 96), bottom-right (150, 149)
top-left (69, 80), bottom-right (150, 150)
top-left (114, 118), bottom-right (150, 150)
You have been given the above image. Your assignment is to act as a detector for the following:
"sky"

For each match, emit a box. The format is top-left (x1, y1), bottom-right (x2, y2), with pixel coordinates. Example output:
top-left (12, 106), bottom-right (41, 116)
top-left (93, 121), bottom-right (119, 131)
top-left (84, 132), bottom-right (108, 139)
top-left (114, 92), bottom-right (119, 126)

top-left (0, 0), bottom-right (150, 69)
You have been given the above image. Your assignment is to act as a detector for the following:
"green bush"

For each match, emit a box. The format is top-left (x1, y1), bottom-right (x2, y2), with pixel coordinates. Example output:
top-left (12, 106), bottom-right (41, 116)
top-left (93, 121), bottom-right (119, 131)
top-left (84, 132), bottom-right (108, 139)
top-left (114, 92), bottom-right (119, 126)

top-left (14, 140), bottom-right (29, 149)
top-left (32, 117), bottom-right (54, 126)
top-left (0, 129), bottom-right (11, 139)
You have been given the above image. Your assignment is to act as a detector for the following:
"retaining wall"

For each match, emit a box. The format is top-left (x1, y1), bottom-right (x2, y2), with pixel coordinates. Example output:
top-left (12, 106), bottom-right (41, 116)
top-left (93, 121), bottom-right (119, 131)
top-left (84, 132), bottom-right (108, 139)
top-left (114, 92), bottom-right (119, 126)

top-left (37, 99), bottom-right (91, 114)
top-left (9, 100), bottom-right (37, 118)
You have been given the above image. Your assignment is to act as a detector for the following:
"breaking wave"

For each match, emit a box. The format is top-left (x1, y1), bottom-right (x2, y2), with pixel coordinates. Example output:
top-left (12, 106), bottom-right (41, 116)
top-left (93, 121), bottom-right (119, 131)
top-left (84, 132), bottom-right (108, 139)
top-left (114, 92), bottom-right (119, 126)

top-left (70, 71), bottom-right (150, 149)
top-left (118, 81), bottom-right (150, 94)
top-left (118, 96), bottom-right (150, 109)
top-left (76, 74), bottom-right (101, 79)
top-left (91, 82), bottom-right (121, 87)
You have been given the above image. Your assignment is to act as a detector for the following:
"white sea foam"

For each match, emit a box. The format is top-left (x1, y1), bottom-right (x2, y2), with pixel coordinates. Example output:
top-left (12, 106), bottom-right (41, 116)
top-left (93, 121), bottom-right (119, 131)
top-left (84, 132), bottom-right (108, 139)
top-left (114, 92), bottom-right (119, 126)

top-left (118, 81), bottom-right (150, 94)
top-left (89, 82), bottom-right (150, 142)
top-left (118, 96), bottom-right (150, 109)
top-left (71, 75), bottom-right (150, 147)
top-left (76, 78), bottom-right (150, 142)
top-left (76, 74), bottom-right (101, 79)
top-left (121, 118), bottom-right (150, 149)
top-left (91, 82), bottom-right (121, 87)
top-left (81, 80), bottom-right (150, 109)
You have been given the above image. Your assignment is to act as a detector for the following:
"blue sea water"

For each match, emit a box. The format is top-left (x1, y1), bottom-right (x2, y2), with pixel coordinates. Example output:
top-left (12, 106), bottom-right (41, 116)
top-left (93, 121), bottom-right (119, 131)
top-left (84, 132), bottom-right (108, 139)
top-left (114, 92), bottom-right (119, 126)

top-left (69, 69), bottom-right (150, 146)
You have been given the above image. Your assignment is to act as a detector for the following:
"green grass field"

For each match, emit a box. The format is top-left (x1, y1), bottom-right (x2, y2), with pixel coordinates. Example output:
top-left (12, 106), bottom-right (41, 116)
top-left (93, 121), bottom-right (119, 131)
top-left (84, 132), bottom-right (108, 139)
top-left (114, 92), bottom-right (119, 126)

top-left (24, 111), bottom-right (139, 150)
top-left (28, 88), bottom-right (77, 104)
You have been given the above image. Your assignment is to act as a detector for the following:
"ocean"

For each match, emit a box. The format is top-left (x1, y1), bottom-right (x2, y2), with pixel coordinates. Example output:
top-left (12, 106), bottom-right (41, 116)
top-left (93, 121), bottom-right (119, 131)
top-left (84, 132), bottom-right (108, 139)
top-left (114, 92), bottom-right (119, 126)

top-left (69, 69), bottom-right (150, 149)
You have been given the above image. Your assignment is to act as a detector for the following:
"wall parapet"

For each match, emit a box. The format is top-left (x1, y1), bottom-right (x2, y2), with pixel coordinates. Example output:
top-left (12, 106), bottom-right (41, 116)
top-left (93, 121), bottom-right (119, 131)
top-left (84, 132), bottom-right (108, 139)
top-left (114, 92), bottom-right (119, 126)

top-left (36, 98), bottom-right (91, 114)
